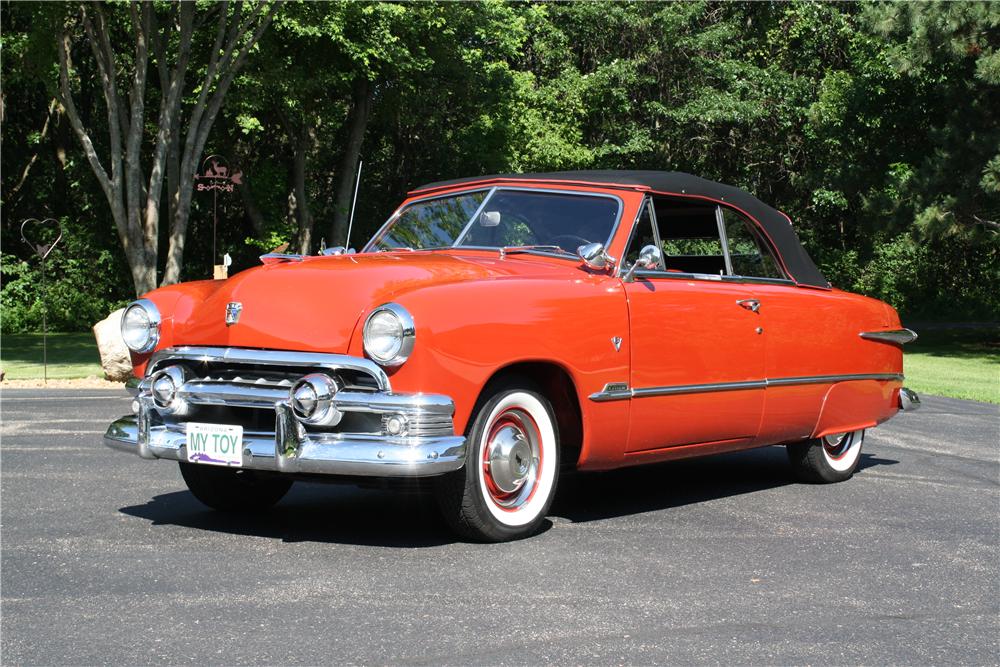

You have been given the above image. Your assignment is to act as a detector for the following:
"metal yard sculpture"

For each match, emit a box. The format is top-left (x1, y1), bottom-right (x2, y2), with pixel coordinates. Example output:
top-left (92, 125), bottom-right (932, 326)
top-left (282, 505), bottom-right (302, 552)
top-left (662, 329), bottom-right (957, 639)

top-left (19, 218), bottom-right (63, 384)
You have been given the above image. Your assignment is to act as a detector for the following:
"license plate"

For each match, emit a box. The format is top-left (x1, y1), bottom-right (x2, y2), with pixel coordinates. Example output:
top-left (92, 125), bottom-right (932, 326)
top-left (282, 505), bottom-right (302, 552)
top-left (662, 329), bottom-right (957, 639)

top-left (185, 422), bottom-right (244, 467)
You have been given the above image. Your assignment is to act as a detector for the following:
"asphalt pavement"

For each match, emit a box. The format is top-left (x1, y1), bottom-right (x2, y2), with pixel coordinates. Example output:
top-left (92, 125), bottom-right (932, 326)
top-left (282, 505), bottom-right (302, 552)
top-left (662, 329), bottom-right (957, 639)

top-left (1, 389), bottom-right (997, 665)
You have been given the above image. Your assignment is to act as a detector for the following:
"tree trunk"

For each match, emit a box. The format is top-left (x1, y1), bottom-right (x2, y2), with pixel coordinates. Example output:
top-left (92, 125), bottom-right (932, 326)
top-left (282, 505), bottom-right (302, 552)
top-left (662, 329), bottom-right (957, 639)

top-left (293, 128), bottom-right (316, 254)
top-left (238, 177), bottom-right (267, 236)
top-left (161, 2), bottom-right (280, 285)
top-left (330, 77), bottom-right (372, 247)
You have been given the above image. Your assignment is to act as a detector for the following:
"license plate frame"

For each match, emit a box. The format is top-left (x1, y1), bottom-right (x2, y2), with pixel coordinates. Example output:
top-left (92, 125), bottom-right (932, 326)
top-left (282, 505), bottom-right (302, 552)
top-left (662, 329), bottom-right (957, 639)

top-left (185, 422), bottom-right (244, 467)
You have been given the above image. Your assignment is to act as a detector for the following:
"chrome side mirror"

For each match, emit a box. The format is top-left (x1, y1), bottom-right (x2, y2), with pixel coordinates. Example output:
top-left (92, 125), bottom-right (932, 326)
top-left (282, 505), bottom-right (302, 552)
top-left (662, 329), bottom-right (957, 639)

top-left (622, 244), bottom-right (663, 282)
top-left (577, 242), bottom-right (615, 271)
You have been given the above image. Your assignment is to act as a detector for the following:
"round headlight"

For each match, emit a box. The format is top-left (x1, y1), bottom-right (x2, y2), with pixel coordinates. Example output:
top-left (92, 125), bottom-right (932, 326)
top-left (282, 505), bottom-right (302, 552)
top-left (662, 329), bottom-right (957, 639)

top-left (121, 299), bottom-right (161, 353)
top-left (363, 303), bottom-right (415, 367)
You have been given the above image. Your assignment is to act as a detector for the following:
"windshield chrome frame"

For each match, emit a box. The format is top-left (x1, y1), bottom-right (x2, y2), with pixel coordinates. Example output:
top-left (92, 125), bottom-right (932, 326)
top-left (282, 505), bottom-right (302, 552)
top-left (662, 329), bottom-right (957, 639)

top-left (362, 186), bottom-right (625, 256)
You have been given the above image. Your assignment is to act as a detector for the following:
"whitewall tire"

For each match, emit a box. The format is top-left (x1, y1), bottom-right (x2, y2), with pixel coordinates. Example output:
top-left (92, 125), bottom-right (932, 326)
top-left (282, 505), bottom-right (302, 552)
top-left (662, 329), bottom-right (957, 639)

top-left (435, 379), bottom-right (559, 541)
top-left (787, 429), bottom-right (865, 483)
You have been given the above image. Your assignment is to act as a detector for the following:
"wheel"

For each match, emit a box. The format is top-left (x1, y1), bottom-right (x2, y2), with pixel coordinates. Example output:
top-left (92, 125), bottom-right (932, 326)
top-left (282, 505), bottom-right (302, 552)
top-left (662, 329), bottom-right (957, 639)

top-left (178, 462), bottom-right (293, 512)
top-left (786, 429), bottom-right (865, 483)
top-left (434, 379), bottom-right (560, 542)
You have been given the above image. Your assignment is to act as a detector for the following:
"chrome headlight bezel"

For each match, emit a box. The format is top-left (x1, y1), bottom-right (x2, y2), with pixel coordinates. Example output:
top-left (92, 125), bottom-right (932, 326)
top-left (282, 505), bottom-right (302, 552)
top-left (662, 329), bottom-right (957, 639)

top-left (363, 302), bottom-right (415, 367)
top-left (121, 298), bottom-right (161, 354)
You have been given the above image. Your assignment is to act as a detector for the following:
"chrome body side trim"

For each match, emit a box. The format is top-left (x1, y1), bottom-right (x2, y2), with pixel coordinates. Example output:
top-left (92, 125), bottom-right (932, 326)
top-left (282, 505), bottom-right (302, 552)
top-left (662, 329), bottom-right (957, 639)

top-left (859, 329), bottom-right (919, 345)
top-left (147, 346), bottom-right (391, 391)
top-left (764, 373), bottom-right (904, 387)
top-left (589, 373), bottom-right (905, 402)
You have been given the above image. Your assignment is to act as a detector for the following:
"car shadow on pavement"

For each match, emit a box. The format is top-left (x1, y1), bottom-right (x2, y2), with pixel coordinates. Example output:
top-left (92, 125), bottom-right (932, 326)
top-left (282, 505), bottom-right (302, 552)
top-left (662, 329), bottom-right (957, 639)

top-left (119, 482), bottom-right (463, 548)
top-left (550, 446), bottom-right (899, 524)
top-left (118, 446), bottom-right (897, 546)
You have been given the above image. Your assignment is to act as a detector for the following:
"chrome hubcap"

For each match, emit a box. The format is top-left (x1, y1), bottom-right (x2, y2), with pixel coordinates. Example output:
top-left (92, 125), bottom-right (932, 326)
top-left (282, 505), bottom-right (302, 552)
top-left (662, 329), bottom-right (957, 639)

top-left (822, 432), bottom-right (853, 459)
top-left (482, 408), bottom-right (541, 509)
top-left (486, 425), bottom-right (532, 493)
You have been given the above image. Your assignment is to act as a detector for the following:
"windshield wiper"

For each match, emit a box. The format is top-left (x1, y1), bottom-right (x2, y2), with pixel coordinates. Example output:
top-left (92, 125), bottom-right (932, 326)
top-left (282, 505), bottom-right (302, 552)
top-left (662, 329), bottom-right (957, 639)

top-left (499, 245), bottom-right (575, 259)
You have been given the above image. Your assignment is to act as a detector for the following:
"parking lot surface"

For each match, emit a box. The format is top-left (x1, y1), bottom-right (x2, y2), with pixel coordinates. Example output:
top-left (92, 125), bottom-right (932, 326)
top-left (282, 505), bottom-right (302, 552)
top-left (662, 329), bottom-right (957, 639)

top-left (2, 389), bottom-right (997, 665)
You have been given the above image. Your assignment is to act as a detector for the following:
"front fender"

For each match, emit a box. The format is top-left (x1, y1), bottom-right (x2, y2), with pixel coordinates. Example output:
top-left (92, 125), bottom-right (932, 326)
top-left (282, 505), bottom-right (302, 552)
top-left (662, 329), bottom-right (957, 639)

top-left (347, 274), bottom-right (632, 469)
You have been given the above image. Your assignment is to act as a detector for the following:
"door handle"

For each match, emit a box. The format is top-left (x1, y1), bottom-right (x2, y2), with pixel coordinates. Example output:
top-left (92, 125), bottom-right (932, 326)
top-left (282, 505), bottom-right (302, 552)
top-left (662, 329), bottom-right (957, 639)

top-left (736, 299), bottom-right (760, 313)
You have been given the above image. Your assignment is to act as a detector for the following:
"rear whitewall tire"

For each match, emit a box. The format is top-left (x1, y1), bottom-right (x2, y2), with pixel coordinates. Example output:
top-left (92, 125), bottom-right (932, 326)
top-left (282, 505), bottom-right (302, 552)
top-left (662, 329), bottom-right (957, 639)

top-left (787, 429), bottom-right (865, 483)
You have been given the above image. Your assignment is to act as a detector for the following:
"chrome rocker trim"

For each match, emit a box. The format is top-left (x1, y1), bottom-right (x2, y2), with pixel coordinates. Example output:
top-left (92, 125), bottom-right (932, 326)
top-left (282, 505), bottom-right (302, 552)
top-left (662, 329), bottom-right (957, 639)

top-left (859, 328), bottom-right (918, 345)
top-left (589, 373), bottom-right (906, 402)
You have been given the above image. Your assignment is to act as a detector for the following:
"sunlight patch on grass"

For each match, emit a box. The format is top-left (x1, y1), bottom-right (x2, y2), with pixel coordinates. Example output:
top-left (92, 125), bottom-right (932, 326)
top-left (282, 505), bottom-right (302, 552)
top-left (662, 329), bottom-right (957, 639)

top-left (1, 333), bottom-right (104, 380)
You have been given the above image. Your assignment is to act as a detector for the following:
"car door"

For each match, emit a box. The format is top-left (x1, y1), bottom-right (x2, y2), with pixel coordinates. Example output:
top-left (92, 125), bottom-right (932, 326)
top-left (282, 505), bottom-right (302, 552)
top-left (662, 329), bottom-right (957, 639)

top-left (622, 197), bottom-right (765, 453)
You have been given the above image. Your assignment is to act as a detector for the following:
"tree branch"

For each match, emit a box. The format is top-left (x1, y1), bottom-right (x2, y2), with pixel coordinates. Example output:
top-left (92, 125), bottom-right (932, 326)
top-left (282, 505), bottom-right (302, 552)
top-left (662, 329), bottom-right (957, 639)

top-left (55, 29), bottom-right (115, 208)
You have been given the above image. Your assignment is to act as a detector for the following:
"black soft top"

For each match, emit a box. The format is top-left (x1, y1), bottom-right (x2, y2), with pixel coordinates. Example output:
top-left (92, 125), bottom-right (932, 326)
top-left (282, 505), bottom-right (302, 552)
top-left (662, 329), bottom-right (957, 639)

top-left (412, 170), bottom-right (829, 288)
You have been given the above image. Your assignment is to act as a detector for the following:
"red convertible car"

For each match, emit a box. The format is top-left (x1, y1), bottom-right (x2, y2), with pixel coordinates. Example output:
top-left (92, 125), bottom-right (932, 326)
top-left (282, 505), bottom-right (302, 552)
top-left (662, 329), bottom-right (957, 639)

top-left (105, 171), bottom-right (919, 541)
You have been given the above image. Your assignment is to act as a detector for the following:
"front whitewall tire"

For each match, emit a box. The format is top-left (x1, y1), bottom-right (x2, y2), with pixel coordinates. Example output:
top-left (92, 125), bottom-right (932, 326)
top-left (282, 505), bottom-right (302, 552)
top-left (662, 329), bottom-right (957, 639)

top-left (476, 392), bottom-right (558, 527)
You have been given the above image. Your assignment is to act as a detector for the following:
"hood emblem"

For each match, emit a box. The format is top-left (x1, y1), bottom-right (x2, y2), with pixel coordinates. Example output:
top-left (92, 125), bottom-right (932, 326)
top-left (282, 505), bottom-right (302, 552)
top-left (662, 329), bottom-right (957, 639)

top-left (225, 302), bottom-right (243, 326)
top-left (611, 336), bottom-right (622, 352)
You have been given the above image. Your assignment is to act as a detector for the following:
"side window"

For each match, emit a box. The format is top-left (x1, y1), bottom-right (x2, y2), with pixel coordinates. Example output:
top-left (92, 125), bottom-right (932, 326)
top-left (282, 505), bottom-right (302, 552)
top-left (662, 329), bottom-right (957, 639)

top-left (623, 199), bottom-right (663, 268)
top-left (721, 208), bottom-right (785, 280)
top-left (655, 200), bottom-right (727, 275)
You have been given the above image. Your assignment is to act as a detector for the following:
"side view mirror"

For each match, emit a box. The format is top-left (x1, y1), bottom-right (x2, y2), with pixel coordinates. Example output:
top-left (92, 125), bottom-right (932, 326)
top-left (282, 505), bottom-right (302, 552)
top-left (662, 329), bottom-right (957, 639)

top-left (480, 211), bottom-right (501, 227)
top-left (622, 244), bottom-right (663, 282)
top-left (577, 242), bottom-right (615, 271)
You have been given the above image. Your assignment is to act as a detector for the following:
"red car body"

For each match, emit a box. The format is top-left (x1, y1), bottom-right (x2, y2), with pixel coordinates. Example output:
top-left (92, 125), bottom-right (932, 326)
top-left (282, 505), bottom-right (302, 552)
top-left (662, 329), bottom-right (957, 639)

top-left (105, 171), bottom-right (918, 540)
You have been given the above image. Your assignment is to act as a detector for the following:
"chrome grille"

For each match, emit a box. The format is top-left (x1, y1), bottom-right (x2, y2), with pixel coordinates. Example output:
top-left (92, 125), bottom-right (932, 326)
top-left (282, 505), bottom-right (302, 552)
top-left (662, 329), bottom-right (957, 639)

top-left (144, 347), bottom-right (454, 438)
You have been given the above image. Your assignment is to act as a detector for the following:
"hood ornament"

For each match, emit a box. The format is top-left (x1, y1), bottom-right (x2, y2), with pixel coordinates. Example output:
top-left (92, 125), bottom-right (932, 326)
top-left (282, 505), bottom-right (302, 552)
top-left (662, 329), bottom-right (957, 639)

top-left (225, 302), bottom-right (242, 326)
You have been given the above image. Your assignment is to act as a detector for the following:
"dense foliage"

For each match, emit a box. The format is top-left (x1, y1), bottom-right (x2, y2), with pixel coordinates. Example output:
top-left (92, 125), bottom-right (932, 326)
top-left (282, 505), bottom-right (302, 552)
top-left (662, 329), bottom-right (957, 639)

top-left (3, 1), bottom-right (998, 332)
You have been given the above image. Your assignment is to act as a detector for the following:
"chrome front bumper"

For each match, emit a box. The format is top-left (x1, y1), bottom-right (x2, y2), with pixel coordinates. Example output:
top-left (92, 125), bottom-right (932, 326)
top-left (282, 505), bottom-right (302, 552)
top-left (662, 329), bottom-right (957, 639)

top-left (104, 404), bottom-right (465, 476)
top-left (104, 347), bottom-right (466, 477)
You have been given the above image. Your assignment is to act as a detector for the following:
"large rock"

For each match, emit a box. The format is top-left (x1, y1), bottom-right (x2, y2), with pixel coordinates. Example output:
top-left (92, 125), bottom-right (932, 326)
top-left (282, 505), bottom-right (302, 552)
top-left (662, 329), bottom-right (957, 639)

top-left (92, 308), bottom-right (133, 382)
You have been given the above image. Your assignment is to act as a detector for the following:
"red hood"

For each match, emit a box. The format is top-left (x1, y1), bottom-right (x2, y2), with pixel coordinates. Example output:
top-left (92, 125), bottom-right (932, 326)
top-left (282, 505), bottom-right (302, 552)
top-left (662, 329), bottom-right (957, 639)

top-left (166, 251), bottom-right (578, 353)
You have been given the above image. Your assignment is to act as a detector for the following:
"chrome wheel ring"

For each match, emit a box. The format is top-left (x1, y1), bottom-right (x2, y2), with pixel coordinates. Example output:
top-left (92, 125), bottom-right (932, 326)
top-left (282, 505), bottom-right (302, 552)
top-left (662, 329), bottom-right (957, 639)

top-left (481, 408), bottom-right (542, 510)
top-left (821, 429), bottom-right (864, 472)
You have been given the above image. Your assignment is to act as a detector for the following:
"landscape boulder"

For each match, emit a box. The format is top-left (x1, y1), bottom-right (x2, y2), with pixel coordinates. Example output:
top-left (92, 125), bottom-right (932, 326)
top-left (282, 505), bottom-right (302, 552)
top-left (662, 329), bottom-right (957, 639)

top-left (92, 309), bottom-right (133, 382)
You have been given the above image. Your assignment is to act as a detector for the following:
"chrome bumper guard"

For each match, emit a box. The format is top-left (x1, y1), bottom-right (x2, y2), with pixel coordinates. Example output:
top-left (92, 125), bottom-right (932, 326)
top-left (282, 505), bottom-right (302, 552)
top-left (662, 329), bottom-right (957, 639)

top-left (899, 387), bottom-right (921, 412)
top-left (103, 347), bottom-right (466, 477)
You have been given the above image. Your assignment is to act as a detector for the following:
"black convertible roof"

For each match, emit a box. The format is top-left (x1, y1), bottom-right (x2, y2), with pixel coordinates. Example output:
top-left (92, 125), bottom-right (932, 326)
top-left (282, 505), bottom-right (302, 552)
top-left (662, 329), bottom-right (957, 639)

top-left (412, 170), bottom-right (829, 288)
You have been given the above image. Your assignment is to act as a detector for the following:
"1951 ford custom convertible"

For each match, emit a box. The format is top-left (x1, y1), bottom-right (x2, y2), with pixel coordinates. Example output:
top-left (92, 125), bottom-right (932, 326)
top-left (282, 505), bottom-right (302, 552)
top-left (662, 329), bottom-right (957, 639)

top-left (104, 170), bottom-right (919, 541)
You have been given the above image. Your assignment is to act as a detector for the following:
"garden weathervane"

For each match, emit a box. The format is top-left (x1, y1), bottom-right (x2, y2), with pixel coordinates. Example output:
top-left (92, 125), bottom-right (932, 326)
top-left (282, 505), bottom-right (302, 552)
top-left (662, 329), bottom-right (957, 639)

top-left (194, 154), bottom-right (242, 278)
top-left (20, 217), bottom-right (62, 384)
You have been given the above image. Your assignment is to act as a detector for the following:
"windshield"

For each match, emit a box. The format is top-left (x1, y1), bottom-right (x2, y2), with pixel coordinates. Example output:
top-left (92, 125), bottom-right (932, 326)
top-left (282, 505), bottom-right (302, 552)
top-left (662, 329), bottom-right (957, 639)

top-left (366, 189), bottom-right (621, 254)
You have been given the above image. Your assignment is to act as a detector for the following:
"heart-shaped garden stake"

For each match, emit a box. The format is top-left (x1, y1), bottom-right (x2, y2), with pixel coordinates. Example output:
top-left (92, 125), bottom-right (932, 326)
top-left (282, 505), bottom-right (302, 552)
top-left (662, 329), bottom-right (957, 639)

top-left (20, 217), bottom-right (62, 259)
top-left (19, 217), bottom-right (62, 384)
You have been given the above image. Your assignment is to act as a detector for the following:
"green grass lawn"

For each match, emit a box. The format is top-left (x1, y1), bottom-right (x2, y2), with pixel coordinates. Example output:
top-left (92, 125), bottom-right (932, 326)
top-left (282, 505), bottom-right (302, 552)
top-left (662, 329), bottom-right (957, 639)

top-left (1, 332), bottom-right (104, 380)
top-left (2, 327), bottom-right (998, 403)
top-left (903, 327), bottom-right (999, 404)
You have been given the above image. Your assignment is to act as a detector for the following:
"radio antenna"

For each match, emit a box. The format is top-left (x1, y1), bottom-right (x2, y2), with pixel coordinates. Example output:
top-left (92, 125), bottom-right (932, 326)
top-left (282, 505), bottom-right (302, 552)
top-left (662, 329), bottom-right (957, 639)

top-left (345, 159), bottom-right (363, 250)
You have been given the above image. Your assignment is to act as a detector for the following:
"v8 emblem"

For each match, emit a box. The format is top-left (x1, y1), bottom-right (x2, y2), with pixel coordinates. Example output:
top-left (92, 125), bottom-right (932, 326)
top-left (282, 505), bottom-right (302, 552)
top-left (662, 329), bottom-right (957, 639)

top-left (611, 336), bottom-right (623, 352)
